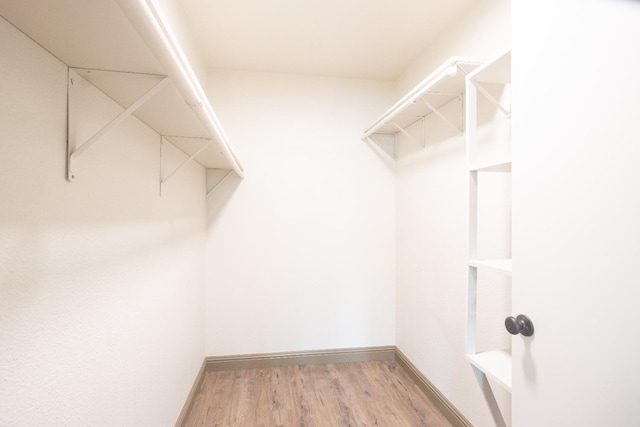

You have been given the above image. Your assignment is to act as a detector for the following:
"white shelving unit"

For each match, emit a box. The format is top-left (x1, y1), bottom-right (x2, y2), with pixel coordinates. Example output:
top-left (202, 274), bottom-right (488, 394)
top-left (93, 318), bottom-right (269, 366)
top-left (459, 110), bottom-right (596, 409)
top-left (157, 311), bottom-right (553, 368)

top-left (362, 57), bottom-right (482, 158)
top-left (0, 0), bottom-right (243, 194)
top-left (465, 50), bottom-right (512, 427)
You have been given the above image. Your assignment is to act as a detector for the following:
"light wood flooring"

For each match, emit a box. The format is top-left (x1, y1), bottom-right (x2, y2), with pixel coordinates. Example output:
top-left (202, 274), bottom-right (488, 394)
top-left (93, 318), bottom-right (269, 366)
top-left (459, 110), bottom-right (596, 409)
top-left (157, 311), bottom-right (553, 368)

top-left (184, 360), bottom-right (452, 427)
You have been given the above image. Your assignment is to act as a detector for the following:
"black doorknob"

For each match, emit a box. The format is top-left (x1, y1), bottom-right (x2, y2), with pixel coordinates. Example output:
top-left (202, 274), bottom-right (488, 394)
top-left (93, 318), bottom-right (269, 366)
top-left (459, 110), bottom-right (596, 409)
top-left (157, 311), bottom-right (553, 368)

top-left (505, 314), bottom-right (534, 337)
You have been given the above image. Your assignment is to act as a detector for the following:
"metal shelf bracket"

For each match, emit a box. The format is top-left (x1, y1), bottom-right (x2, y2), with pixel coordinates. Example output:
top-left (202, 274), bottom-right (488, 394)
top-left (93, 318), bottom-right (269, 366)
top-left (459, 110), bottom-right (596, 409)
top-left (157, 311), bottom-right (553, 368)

top-left (159, 136), bottom-right (213, 195)
top-left (66, 69), bottom-right (169, 181)
top-left (161, 137), bottom-right (211, 184)
top-left (420, 96), bottom-right (463, 135)
top-left (392, 121), bottom-right (425, 149)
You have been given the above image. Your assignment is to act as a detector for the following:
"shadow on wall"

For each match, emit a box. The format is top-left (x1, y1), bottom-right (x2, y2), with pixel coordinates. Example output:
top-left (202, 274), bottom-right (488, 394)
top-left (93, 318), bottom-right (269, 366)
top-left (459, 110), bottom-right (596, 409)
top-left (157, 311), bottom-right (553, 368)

top-left (206, 173), bottom-right (242, 228)
top-left (363, 136), bottom-right (397, 172)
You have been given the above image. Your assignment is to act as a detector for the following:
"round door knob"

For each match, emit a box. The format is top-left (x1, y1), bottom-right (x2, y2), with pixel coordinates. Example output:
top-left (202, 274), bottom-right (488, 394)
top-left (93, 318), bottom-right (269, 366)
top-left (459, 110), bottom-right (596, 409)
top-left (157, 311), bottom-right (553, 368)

top-left (505, 314), bottom-right (534, 337)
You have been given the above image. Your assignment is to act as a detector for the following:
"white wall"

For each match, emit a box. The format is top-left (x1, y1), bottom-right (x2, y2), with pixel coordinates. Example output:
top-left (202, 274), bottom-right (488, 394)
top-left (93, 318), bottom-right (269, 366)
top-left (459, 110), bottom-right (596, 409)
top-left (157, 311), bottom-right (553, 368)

top-left (203, 70), bottom-right (397, 356)
top-left (396, 0), bottom-right (511, 95)
top-left (0, 16), bottom-right (206, 426)
top-left (394, 1), bottom-right (512, 426)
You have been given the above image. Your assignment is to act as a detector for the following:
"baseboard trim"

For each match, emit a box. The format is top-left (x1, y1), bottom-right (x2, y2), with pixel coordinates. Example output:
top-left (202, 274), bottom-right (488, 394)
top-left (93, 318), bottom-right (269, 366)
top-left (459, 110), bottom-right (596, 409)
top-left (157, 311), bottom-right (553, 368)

top-left (394, 348), bottom-right (473, 427)
top-left (205, 345), bottom-right (396, 371)
top-left (175, 358), bottom-right (206, 427)
top-left (177, 346), bottom-right (470, 427)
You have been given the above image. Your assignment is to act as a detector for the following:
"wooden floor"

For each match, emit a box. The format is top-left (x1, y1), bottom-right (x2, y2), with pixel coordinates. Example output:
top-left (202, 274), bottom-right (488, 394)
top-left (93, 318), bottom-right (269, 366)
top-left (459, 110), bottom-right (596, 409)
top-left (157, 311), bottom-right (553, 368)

top-left (184, 360), bottom-right (452, 427)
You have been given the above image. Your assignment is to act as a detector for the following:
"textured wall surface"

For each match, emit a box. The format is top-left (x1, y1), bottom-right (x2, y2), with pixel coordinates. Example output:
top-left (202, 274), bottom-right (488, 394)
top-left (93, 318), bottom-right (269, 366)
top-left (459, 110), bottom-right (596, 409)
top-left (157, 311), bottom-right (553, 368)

top-left (0, 16), bottom-right (206, 426)
top-left (0, 1), bottom-right (512, 425)
top-left (203, 70), bottom-right (397, 356)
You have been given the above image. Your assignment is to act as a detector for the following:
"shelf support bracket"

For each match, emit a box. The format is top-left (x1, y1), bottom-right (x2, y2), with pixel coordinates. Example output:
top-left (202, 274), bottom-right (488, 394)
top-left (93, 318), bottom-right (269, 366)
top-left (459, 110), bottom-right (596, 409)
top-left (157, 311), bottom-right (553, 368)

top-left (67, 75), bottom-right (170, 181)
top-left (392, 121), bottom-right (424, 149)
top-left (420, 97), bottom-right (463, 135)
top-left (160, 136), bottom-right (213, 192)
top-left (470, 80), bottom-right (511, 118)
top-left (162, 138), bottom-right (212, 184)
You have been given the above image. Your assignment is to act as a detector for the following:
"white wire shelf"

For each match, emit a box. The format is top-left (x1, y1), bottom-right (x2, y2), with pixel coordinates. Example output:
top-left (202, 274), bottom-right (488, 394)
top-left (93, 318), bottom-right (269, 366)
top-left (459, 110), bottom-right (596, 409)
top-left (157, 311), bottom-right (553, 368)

top-left (362, 57), bottom-right (483, 140)
top-left (1, 0), bottom-right (243, 186)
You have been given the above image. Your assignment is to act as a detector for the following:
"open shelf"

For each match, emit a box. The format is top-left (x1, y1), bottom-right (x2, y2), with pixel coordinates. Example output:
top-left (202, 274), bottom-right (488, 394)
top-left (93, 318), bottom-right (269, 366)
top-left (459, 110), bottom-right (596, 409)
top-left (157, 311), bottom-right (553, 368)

top-left (362, 57), bottom-right (482, 157)
top-left (467, 350), bottom-right (512, 391)
top-left (0, 0), bottom-right (243, 186)
top-left (469, 259), bottom-right (512, 276)
top-left (470, 159), bottom-right (512, 173)
top-left (74, 68), bottom-right (230, 169)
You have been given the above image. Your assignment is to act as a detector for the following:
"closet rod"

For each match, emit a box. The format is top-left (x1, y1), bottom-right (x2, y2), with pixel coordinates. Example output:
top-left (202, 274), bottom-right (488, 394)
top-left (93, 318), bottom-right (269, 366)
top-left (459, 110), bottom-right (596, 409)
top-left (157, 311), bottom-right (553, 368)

top-left (362, 64), bottom-right (458, 140)
top-left (115, 0), bottom-right (244, 179)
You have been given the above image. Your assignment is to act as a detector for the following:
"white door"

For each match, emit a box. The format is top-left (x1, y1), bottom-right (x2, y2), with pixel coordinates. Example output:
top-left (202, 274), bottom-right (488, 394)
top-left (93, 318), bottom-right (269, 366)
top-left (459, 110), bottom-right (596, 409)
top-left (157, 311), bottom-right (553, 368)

top-left (512, 0), bottom-right (640, 425)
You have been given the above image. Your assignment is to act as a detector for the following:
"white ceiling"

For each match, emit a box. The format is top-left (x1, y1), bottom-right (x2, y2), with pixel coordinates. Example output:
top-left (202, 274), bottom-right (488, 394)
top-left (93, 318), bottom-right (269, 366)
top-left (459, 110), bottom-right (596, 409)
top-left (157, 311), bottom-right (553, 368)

top-left (179, 0), bottom-right (477, 80)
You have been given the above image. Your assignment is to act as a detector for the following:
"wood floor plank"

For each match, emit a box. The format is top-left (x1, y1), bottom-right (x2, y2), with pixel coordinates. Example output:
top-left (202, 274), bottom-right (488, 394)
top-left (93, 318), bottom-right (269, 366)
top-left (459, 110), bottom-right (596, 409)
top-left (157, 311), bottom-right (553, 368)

top-left (184, 360), bottom-right (452, 427)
